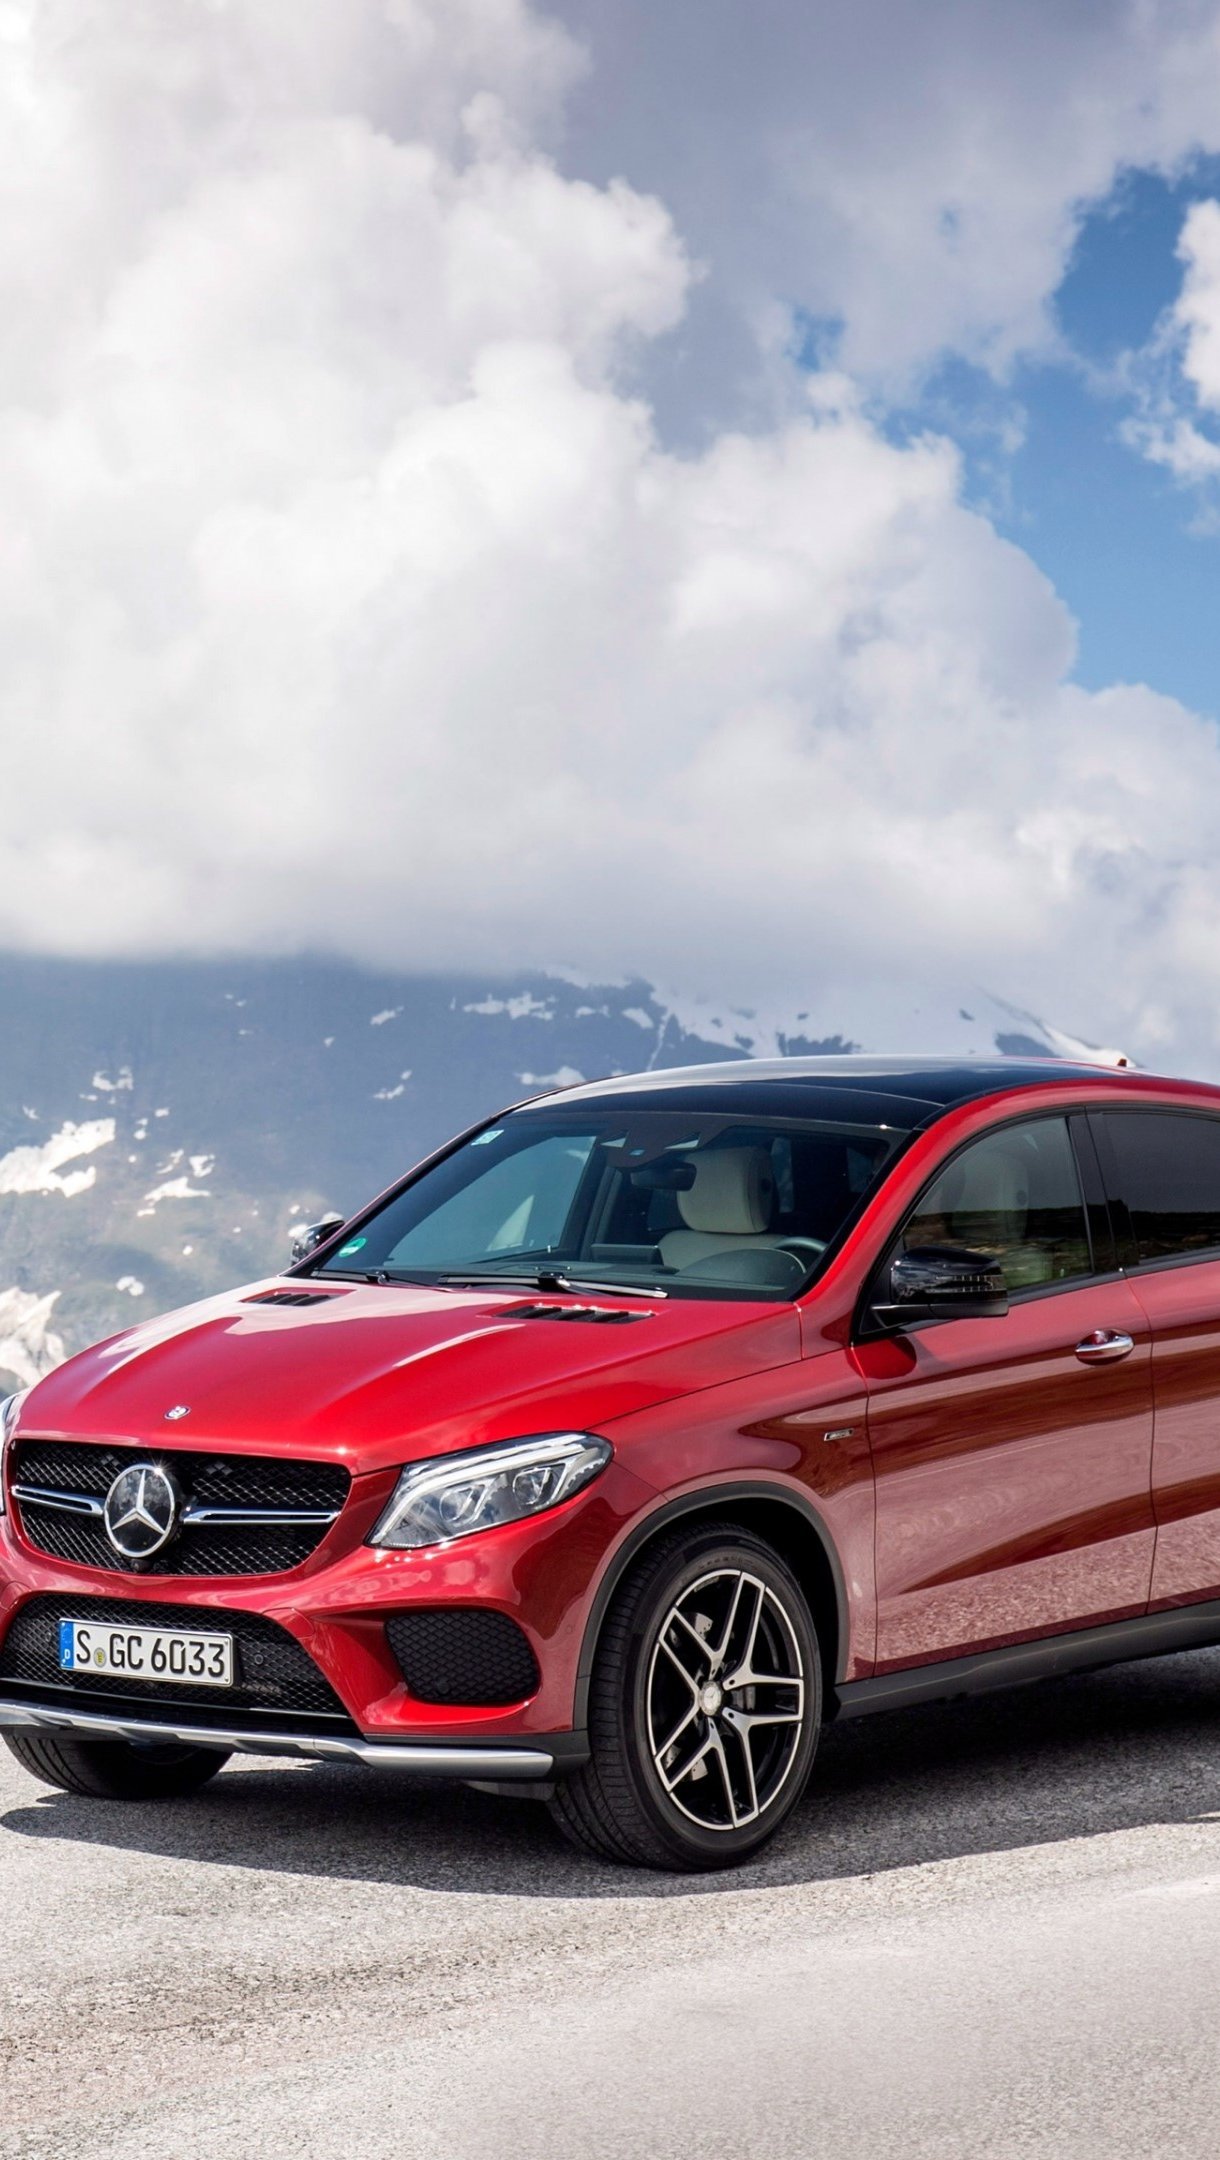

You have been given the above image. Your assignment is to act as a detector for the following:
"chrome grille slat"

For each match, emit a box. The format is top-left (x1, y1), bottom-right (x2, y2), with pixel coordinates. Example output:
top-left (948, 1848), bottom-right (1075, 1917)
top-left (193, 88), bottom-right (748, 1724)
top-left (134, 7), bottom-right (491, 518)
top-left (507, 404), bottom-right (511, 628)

top-left (181, 1505), bottom-right (341, 1527)
top-left (10, 1484), bottom-right (105, 1519)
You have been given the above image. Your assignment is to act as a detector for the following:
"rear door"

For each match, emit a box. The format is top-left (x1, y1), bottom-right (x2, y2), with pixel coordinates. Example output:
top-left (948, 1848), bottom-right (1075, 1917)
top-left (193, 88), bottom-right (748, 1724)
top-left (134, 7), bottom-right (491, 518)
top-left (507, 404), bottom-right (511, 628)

top-left (859, 1111), bottom-right (1156, 1671)
top-left (1094, 1109), bottom-right (1220, 1610)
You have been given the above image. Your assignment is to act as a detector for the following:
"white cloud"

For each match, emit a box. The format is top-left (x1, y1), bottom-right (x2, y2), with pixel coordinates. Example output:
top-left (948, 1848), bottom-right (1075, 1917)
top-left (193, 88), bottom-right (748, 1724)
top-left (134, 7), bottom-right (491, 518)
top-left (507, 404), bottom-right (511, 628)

top-left (1174, 199), bottom-right (1220, 410)
top-left (1123, 198), bottom-right (1220, 485)
top-left (554, 0), bottom-right (1220, 388)
top-left (4, 2), bottom-right (1220, 1073)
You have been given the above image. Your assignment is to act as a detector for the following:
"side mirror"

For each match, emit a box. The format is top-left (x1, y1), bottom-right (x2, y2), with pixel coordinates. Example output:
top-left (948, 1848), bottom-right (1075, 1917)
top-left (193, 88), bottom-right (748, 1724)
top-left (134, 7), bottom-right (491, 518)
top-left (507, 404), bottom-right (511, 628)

top-left (290, 1214), bottom-right (345, 1263)
top-left (878, 1244), bottom-right (1009, 1327)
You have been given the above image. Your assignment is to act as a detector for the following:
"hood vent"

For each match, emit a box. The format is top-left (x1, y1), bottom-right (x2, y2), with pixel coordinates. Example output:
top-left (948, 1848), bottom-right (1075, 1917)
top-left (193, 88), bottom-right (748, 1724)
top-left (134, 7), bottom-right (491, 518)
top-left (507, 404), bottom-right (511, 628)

top-left (245, 1289), bottom-right (338, 1309)
top-left (505, 1302), bottom-right (648, 1326)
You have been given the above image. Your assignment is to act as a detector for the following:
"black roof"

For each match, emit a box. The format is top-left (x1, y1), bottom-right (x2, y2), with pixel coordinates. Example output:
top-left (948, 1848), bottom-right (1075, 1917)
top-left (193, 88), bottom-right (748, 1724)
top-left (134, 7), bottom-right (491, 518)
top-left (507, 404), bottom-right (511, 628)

top-left (534, 1055), bottom-right (1130, 1130)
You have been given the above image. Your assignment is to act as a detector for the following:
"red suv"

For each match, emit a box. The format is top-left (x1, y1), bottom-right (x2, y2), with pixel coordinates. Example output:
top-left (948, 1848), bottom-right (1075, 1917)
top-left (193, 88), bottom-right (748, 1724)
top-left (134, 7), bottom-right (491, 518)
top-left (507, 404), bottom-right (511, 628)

top-left (3, 1055), bottom-right (1220, 1870)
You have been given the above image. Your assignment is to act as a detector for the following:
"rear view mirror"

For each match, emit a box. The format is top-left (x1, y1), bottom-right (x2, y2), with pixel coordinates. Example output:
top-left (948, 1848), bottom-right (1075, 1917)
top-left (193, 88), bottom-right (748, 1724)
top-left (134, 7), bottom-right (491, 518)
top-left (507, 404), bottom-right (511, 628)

top-left (879, 1244), bottom-right (1008, 1326)
top-left (290, 1214), bottom-right (345, 1263)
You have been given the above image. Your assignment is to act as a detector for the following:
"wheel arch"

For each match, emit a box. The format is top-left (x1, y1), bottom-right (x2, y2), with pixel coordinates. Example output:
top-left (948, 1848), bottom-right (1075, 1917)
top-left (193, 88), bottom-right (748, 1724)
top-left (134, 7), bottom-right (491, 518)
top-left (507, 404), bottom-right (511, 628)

top-left (573, 1481), bottom-right (849, 1728)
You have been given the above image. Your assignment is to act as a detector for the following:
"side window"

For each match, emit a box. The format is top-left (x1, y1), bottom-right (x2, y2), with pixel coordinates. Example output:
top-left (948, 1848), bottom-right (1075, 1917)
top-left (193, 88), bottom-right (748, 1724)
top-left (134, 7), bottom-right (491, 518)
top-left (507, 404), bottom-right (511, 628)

top-left (1102, 1112), bottom-right (1220, 1264)
top-left (901, 1116), bottom-right (1091, 1291)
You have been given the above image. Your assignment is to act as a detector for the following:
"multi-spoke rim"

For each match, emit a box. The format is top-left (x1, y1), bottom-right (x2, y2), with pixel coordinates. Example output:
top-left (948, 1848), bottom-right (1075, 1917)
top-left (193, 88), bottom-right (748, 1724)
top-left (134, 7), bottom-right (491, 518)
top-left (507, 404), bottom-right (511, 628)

top-left (644, 1567), bottom-right (806, 1833)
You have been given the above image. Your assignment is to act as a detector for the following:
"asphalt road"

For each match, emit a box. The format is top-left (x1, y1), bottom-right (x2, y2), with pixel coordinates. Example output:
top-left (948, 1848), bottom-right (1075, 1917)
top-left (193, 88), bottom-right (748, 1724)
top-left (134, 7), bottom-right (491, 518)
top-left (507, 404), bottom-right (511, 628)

top-left (5, 1651), bottom-right (1220, 2158)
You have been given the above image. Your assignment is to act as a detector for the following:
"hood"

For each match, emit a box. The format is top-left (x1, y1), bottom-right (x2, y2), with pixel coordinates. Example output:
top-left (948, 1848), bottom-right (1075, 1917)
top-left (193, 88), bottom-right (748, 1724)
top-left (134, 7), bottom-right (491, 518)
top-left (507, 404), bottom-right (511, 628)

top-left (18, 1279), bottom-right (800, 1474)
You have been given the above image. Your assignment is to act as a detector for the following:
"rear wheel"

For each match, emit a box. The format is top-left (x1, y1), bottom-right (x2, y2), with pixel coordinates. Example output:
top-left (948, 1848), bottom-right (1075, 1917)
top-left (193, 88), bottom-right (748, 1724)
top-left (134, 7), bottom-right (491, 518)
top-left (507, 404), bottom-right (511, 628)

top-left (549, 1521), bottom-right (821, 1870)
top-left (4, 1731), bottom-right (231, 1800)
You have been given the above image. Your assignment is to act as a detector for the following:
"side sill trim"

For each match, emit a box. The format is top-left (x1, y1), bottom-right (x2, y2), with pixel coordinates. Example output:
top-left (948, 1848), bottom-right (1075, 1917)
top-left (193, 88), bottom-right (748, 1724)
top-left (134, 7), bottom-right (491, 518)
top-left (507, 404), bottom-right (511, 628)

top-left (831, 1599), bottom-right (1220, 1720)
top-left (0, 1697), bottom-right (556, 1778)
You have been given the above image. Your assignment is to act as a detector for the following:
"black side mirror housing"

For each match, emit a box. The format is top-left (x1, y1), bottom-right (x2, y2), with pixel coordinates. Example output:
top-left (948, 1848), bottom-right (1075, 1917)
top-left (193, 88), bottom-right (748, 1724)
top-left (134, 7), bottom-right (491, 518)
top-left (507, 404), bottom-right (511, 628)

top-left (877, 1244), bottom-right (1009, 1327)
top-left (290, 1214), bottom-right (346, 1264)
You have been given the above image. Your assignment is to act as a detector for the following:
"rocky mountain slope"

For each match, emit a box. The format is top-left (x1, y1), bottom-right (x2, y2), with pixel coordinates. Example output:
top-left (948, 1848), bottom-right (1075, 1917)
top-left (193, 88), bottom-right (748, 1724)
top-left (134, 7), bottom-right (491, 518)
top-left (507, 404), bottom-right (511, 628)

top-left (0, 952), bottom-right (1114, 1386)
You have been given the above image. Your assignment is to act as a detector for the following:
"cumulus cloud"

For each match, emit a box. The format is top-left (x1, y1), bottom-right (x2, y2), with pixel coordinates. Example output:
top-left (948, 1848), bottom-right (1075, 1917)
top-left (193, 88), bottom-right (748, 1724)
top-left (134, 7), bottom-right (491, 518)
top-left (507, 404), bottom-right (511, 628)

top-left (5, 0), bottom-right (1220, 1072)
top-left (555, 0), bottom-right (1220, 389)
top-left (1124, 197), bottom-right (1220, 483)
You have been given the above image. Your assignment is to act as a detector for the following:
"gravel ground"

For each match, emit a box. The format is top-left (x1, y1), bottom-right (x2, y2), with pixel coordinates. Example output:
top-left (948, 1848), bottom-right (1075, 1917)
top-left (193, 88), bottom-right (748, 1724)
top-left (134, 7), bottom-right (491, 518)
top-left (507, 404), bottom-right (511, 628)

top-left (5, 1651), bottom-right (1220, 2157)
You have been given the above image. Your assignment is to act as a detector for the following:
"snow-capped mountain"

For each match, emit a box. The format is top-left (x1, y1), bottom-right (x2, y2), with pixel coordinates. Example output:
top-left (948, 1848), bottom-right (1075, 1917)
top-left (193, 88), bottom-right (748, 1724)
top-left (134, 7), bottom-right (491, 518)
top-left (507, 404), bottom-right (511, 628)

top-left (0, 952), bottom-right (1124, 1386)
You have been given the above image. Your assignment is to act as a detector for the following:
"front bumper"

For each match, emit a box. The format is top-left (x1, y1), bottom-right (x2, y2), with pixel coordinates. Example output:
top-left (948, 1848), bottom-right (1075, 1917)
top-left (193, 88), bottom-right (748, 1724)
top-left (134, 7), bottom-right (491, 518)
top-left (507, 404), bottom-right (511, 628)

top-left (0, 1694), bottom-right (557, 1776)
top-left (0, 1457), bottom-right (659, 1752)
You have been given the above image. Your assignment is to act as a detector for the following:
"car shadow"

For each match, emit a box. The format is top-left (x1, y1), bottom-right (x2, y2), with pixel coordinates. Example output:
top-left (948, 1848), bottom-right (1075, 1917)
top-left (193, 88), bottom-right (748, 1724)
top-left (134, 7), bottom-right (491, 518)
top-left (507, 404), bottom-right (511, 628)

top-left (6, 1648), bottom-right (1220, 1899)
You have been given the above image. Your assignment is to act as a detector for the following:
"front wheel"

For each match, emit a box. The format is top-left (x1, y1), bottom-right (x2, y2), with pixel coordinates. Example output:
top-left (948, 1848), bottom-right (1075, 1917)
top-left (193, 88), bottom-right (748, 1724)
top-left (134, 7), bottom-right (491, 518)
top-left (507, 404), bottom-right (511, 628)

top-left (4, 1730), bottom-right (231, 1800)
top-left (549, 1522), bottom-right (821, 1870)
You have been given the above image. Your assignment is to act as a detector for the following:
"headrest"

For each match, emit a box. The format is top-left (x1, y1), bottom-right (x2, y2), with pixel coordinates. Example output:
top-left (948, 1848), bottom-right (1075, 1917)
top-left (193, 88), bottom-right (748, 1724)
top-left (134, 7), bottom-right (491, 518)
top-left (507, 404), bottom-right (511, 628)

top-left (942, 1145), bottom-right (1030, 1227)
top-left (677, 1148), bottom-right (775, 1236)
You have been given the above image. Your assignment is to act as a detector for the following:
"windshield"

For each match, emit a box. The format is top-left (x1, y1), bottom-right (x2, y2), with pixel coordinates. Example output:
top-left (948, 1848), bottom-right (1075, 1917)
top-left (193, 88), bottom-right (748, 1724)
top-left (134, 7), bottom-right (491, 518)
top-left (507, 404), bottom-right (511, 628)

top-left (313, 1106), bottom-right (911, 1300)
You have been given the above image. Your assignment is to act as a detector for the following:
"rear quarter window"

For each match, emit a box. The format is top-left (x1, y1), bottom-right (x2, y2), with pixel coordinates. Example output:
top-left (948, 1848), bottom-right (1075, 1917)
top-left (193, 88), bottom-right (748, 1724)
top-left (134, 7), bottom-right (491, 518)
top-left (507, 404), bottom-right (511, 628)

top-left (1101, 1110), bottom-right (1220, 1264)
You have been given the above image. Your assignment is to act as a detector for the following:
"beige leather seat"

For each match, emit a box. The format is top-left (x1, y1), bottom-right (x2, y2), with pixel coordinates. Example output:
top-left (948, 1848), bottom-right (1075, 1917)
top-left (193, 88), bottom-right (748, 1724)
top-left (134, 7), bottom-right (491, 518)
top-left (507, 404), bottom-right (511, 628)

top-left (659, 1148), bottom-right (786, 1272)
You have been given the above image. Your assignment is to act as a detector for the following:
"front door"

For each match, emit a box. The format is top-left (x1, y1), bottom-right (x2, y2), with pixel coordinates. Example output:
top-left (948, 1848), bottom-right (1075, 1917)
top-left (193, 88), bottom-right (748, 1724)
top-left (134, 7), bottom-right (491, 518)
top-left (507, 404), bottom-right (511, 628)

top-left (858, 1112), bottom-right (1156, 1671)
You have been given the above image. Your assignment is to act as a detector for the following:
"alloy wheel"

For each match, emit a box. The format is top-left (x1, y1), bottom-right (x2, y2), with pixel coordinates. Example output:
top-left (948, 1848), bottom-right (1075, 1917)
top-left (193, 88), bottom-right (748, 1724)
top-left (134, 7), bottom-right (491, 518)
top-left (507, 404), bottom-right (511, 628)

top-left (645, 1566), bottom-right (806, 1832)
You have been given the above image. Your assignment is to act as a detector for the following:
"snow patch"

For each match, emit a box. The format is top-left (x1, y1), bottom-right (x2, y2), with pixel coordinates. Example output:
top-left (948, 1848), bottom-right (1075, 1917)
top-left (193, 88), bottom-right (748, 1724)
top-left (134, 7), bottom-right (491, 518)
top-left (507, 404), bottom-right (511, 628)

top-left (373, 1071), bottom-right (412, 1101)
top-left (370, 1008), bottom-right (402, 1027)
top-left (116, 1275), bottom-right (145, 1297)
top-left (986, 996), bottom-right (1132, 1069)
top-left (517, 1067), bottom-right (585, 1090)
top-left (92, 1067), bottom-right (134, 1092)
top-left (142, 1174), bottom-right (210, 1207)
top-left (154, 1107), bottom-right (170, 1118)
top-left (622, 1007), bottom-right (654, 1029)
top-left (0, 1287), bottom-right (66, 1385)
top-left (464, 993), bottom-right (553, 1021)
top-left (21, 1107), bottom-right (38, 1121)
top-left (0, 1119), bottom-right (116, 1199)
top-left (189, 1154), bottom-right (216, 1178)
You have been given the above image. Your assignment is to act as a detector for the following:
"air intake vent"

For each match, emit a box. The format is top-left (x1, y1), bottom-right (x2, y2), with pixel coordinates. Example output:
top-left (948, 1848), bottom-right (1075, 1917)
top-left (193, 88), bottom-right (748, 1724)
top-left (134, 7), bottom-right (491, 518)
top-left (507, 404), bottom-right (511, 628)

top-left (386, 1609), bottom-right (540, 1705)
top-left (507, 1303), bottom-right (646, 1325)
top-left (244, 1290), bottom-right (337, 1308)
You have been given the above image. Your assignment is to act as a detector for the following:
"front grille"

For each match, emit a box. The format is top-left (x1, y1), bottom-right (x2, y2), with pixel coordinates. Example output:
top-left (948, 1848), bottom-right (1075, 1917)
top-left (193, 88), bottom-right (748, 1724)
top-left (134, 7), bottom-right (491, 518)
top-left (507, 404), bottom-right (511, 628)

top-left (386, 1609), bottom-right (540, 1705)
top-left (0, 1593), bottom-right (354, 1733)
top-left (10, 1440), bottom-right (349, 1578)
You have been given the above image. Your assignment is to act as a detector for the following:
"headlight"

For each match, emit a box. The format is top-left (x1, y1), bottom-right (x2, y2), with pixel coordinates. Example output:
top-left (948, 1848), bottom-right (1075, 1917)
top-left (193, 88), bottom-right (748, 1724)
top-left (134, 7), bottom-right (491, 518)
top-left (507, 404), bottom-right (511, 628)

top-left (0, 1390), bottom-right (28, 1514)
top-left (367, 1431), bottom-right (612, 1551)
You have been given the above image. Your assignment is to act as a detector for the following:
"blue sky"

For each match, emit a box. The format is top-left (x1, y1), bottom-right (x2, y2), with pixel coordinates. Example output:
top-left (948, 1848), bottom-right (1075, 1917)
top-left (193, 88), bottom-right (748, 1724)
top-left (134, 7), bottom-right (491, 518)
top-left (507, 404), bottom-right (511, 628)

top-left (985, 165), bottom-right (1220, 715)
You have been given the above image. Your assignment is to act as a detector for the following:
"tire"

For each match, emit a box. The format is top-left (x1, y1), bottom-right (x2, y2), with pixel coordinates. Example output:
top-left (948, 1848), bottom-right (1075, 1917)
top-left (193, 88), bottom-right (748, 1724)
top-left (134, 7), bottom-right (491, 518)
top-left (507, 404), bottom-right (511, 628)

top-left (4, 1730), bottom-right (231, 1800)
top-left (548, 1521), bottom-right (821, 1871)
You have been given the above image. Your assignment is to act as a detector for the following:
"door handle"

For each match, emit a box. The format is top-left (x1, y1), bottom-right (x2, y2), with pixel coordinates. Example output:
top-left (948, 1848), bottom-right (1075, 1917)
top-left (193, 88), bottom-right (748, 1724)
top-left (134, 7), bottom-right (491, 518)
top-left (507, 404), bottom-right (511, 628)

top-left (1074, 1329), bottom-right (1135, 1365)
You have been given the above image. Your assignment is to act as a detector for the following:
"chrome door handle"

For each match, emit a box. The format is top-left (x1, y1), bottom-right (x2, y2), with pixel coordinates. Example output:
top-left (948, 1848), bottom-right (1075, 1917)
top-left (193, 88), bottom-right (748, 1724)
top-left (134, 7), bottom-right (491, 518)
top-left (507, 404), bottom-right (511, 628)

top-left (1075, 1329), bottom-right (1135, 1364)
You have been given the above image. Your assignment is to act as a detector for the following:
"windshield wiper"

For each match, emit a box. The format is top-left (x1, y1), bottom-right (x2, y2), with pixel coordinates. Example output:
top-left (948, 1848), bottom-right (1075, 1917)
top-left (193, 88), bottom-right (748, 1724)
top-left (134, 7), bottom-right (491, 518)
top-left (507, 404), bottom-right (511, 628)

top-left (435, 1268), bottom-right (667, 1300)
top-left (311, 1268), bottom-right (433, 1286)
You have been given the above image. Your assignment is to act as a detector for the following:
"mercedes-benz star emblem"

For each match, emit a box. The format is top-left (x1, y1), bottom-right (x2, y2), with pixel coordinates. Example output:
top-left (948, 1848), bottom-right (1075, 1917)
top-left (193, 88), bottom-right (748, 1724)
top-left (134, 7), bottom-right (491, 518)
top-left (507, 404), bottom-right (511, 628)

top-left (102, 1463), bottom-right (181, 1562)
top-left (164, 1405), bottom-right (190, 1422)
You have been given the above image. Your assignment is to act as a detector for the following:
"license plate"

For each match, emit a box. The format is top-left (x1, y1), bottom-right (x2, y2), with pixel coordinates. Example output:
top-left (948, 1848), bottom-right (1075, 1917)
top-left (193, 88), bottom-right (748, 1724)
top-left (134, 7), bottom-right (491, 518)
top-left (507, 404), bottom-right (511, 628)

top-left (58, 1619), bottom-right (234, 1688)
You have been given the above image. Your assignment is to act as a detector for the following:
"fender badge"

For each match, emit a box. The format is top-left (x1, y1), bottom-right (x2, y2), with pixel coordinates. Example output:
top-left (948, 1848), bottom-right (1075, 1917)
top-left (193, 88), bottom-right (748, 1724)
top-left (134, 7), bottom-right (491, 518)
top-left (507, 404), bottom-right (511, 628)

top-left (164, 1405), bottom-right (191, 1421)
